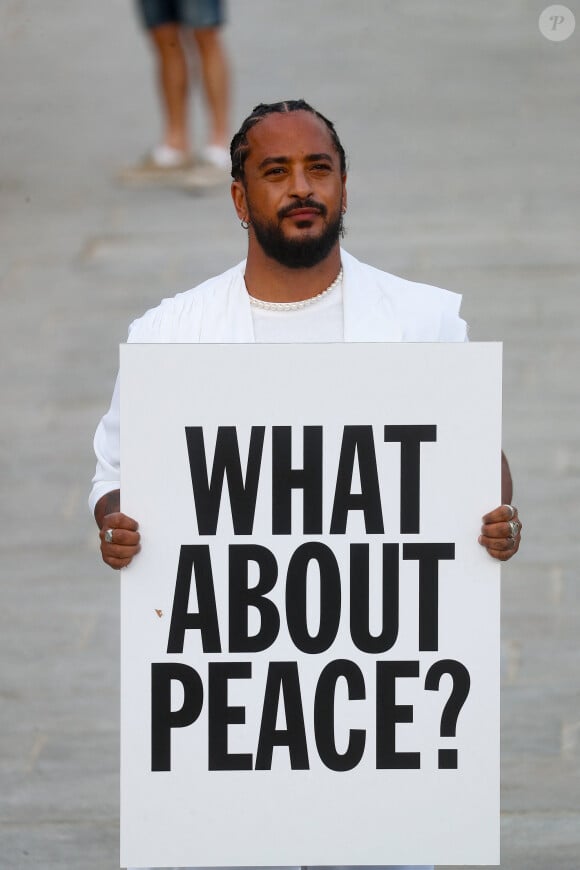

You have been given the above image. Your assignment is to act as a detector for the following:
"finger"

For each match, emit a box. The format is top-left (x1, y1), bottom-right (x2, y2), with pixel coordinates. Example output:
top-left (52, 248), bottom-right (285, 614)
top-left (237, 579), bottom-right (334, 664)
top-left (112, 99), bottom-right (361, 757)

top-left (100, 541), bottom-right (140, 567)
top-left (102, 512), bottom-right (139, 532)
top-left (101, 543), bottom-right (141, 559)
top-left (479, 534), bottom-right (517, 552)
top-left (482, 504), bottom-right (518, 525)
top-left (103, 553), bottom-right (135, 570)
top-left (483, 539), bottom-right (520, 561)
top-left (481, 520), bottom-right (522, 540)
top-left (99, 527), bottom-right (141, 547)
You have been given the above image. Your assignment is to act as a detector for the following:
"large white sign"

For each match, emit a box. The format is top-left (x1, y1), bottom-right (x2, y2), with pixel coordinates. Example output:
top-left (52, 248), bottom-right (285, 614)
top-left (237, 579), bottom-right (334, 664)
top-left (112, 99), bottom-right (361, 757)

top-left (120, 342), bottom-right (502, 868)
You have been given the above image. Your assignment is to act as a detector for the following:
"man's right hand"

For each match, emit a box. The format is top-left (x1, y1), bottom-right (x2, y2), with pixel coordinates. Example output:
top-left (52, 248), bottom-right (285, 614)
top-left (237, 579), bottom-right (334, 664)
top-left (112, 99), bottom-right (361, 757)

top-left (95, 490), bottom-right (141, 570)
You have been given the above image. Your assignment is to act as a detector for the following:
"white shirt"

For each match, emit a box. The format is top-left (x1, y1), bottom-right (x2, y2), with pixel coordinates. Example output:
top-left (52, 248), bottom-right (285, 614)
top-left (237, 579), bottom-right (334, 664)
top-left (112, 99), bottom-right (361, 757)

top-left (249, 280), bottom-right (344, 343)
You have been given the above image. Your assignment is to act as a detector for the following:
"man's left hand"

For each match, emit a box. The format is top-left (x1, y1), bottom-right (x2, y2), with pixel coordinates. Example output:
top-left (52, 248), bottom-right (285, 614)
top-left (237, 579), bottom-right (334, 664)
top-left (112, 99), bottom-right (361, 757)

top-left (479, 504), bottom-right (522, 561)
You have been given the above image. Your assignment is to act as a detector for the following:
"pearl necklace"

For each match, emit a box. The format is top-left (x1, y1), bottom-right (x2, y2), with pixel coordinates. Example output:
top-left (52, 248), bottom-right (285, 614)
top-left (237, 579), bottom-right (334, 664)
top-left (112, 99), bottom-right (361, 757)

top-left (248, 267), bottom-right (343, 311)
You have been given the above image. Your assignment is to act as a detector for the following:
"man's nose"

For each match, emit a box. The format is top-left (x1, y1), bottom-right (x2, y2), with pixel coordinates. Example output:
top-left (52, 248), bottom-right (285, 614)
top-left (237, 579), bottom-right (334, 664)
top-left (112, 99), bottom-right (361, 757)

top-left (289, 167), bottom-right (313, 198)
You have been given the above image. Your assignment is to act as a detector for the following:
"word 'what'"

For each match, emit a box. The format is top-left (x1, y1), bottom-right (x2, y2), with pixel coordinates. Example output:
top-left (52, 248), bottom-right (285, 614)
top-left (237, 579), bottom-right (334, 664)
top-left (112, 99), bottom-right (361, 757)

top-left (186, 424), bottom-right (438, 535)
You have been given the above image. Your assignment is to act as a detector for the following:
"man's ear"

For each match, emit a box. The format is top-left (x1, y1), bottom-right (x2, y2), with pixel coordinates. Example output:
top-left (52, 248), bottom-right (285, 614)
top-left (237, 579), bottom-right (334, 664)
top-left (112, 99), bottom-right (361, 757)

top-left (231, 180), bottom-right (248, 222)
top-left (342, 174), bottom-right (348, 213)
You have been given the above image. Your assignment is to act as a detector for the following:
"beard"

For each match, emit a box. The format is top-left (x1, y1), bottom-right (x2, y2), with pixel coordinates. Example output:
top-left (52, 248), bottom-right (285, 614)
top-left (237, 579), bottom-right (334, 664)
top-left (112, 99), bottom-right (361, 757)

top-left (247, 197), bottom-right (344, 269)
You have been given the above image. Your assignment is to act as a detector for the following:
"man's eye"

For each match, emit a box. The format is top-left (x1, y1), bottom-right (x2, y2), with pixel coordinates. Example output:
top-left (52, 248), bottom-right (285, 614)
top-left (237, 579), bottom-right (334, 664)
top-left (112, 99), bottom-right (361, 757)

top-left (265, 167), bottom-right (285, 176)
top-left (311, 163), bottom-right (331, 172)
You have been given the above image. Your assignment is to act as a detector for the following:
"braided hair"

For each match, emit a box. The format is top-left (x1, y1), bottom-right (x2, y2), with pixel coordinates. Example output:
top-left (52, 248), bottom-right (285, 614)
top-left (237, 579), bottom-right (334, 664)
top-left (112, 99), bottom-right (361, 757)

top-left (230, 99), bottom-right (347, 182)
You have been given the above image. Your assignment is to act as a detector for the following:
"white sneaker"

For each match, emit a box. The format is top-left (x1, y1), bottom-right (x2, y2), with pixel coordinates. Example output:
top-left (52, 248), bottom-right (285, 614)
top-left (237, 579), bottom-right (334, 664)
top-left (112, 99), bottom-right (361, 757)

top-left (202, 144), bottom-right (230, 169)
top-left (180, 143), bottom-right (231, 192)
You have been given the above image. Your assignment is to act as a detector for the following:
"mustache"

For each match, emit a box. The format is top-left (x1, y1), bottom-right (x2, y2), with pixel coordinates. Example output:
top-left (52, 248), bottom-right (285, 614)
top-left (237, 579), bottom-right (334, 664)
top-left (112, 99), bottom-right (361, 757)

top-left (277, 199), bottom-right (328, 219)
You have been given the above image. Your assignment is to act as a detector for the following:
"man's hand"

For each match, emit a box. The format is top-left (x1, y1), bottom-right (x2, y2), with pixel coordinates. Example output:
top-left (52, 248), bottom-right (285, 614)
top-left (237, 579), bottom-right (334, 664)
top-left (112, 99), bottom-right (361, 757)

top-left (95, 490), bottom-right (141, 570)
top-left (479, 504), bottom-right (522, 561)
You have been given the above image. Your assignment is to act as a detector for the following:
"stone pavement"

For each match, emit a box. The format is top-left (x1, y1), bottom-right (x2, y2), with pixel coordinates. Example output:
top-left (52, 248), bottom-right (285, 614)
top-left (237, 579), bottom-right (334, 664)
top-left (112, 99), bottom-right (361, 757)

top-left (1, 1), bottom-right (579, 868)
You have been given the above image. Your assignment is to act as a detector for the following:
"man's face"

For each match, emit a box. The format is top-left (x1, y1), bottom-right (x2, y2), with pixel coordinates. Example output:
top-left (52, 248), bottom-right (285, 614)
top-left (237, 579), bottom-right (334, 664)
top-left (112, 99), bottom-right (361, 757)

top-left (232, 111), bottom-right (347, 268)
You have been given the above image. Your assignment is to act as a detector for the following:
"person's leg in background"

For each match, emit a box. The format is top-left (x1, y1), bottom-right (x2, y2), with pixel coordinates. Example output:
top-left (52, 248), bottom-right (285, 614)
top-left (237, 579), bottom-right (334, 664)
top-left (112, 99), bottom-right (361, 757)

top-left (180, 0), bottom-right (231, 187)
top-left (192, 23), bottom-right (230, 167)
top-left (120, 0), bottom-right (194, 181)
top-left (183, 0), bottom-right (229, 163)
top-left (149, 21), bottom-right (191, 158)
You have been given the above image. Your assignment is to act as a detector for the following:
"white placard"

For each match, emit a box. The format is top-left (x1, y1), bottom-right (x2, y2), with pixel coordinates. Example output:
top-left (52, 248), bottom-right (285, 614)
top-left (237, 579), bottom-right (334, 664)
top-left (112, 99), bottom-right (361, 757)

top-left (120, 342), bottom-right (501, 868)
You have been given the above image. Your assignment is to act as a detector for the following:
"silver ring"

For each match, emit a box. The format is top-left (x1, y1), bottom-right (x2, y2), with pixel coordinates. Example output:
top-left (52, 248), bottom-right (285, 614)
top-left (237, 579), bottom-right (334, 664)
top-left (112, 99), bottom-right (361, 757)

top-left (104, 528), bottom-right (114, 544)
top-left (503, 504), bottom-right (516, 520)
top-left (508, 519), bottom-right (521, 539)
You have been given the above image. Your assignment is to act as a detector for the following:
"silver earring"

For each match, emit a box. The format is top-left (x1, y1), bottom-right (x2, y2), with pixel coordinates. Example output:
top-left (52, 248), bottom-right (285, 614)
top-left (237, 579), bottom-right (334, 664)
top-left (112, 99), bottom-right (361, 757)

top-left (241, 219), bottom-right (250, 229)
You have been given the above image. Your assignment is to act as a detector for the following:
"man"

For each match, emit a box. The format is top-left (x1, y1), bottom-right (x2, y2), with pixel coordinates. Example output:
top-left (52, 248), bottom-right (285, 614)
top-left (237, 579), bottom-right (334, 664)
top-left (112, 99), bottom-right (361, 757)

top-left (90, 100), bottom-right (522, 870)
top-left (121, 0), bottom-right (230, 187)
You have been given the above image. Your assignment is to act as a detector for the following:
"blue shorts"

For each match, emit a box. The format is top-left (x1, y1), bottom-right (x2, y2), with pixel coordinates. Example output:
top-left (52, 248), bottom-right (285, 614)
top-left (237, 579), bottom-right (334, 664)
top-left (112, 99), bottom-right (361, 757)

top-left (137, 0), bottom-right (225, 29)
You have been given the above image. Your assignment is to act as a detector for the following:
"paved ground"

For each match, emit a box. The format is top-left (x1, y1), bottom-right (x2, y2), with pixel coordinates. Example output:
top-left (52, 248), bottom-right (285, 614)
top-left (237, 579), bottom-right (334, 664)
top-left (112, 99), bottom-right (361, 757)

top-left (1, 1), bottom-right (579, 868)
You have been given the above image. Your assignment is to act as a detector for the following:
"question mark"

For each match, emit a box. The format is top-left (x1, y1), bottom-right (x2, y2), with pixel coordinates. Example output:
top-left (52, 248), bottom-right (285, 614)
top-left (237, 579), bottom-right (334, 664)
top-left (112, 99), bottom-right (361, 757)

top-left (425, 659), bottom-right (470, 769)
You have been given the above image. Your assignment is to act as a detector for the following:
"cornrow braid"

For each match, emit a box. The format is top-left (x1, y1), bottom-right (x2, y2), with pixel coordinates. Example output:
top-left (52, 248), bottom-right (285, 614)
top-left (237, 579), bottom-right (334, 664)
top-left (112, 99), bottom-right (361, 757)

top-left (230, 99), bottom-right (347, 182)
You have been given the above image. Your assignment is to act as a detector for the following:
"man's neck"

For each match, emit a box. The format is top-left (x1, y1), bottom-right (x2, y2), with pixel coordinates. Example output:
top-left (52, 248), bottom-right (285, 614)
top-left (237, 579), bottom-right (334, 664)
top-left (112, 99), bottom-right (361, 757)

top-left (243, 243), bottom-right (342, 303)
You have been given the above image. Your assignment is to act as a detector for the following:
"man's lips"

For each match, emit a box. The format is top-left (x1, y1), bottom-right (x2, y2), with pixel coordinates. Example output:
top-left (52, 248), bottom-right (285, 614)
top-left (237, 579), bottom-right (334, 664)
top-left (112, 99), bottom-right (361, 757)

top-left (283, 207), bottom-right (322, 219)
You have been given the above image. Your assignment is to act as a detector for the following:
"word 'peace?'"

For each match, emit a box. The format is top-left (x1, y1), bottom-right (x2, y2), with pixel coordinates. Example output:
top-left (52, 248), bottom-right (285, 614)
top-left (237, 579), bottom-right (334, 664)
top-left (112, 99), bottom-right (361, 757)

top-left (151, 424), bottom-right (469, 775)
